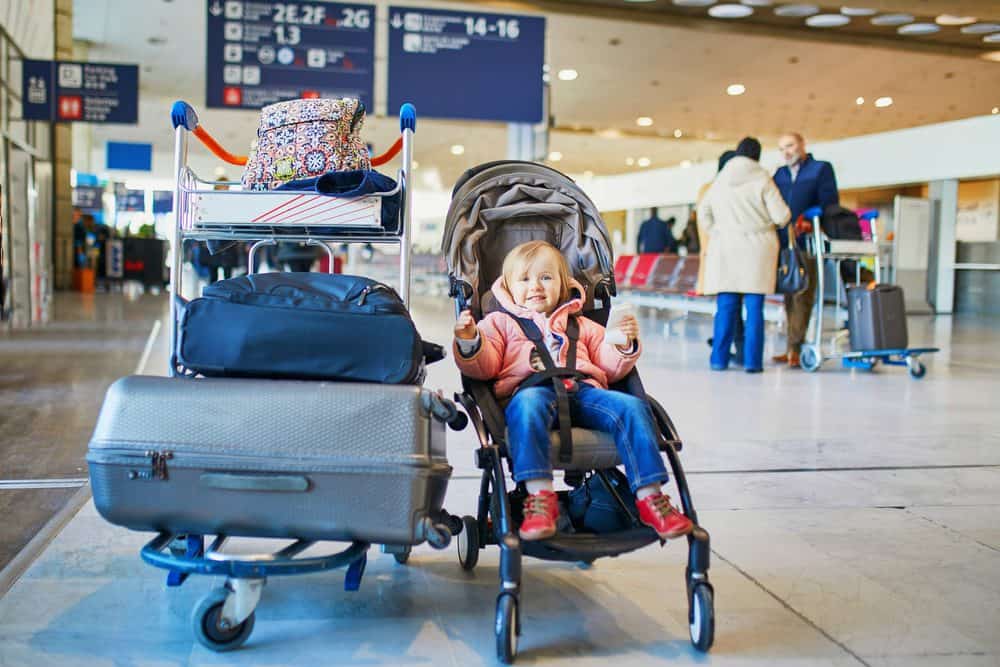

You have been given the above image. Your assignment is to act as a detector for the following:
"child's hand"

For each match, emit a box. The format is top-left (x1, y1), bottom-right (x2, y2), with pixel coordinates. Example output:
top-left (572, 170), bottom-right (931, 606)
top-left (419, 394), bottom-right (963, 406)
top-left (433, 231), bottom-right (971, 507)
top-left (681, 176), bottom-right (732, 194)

top-left (617, 314), bottom-right (640, 345)
top-left (455, 310), bottom-right (478, 340)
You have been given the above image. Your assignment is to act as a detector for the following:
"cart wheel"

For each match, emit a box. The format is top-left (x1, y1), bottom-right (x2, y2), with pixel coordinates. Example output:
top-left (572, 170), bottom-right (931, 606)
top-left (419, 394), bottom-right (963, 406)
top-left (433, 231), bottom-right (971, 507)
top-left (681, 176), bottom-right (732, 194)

top-left (393, 547), bottom-right (411, 565)
top-left (168, 534), bottom-right (188, 558)
top-left (192, 587), bottom-right (255, 652)
top-left (689, 583), bottom-right (715, 653)
top-left (458, 516), bottom-right (480, 571)
top-left (800, 345), bottom-right (822, 372)
top-left (907, 358), bottom-right (927, 379)
top-left (496, 593), bottom-right (519, 664)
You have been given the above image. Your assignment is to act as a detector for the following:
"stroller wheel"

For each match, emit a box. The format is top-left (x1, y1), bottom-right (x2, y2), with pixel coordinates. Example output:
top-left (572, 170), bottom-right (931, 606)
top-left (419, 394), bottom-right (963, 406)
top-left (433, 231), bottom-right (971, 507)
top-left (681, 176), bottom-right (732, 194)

top-left (458, 516), bottom-right (479, 571)
top-left (689, 583), bottom-right (715, 653)
top-left (192, 587), bottom-right (255, 652)
top-left (495, 593), bottom-right (519, 664)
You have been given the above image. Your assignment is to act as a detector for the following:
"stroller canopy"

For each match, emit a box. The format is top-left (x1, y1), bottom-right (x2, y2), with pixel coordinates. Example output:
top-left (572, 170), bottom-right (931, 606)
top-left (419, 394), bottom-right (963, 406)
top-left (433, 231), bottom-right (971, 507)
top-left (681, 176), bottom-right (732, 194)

top-left (442, 161), bottom-right (615, 316)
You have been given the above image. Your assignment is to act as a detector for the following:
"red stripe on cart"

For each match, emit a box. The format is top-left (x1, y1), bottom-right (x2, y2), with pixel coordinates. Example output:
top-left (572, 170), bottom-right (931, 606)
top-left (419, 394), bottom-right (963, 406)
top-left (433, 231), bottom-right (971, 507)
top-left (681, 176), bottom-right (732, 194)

top-left (250, 193), bottom-right (307, 222)
top-left (302, 208), bottom-right (378, 227)
top-left (269, 197), bottom-right (356, 225)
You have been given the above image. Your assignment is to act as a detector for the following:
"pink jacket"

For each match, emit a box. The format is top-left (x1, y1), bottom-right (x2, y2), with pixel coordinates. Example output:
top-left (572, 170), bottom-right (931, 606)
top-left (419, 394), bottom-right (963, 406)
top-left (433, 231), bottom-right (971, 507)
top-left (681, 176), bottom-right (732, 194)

top-left (454, 277), bottom-right (641, 398)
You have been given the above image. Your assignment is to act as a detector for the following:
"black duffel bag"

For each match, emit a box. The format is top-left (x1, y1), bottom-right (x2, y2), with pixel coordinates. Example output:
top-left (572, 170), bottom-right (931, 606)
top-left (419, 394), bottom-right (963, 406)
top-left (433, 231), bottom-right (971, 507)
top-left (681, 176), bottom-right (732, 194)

top-left (174, 272), bottom-right (440, 383)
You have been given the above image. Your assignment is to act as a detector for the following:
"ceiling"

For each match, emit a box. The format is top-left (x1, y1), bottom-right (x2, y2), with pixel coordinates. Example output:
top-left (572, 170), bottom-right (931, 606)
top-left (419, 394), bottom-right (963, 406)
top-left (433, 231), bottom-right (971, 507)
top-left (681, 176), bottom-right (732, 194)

top-left (72, 0), bottom-right (1000, 187)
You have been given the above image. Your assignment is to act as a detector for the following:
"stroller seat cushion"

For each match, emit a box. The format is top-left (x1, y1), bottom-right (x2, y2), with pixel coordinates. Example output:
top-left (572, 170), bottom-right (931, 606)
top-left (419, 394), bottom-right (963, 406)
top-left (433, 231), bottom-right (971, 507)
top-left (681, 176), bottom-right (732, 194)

top-left (547, 428), bottom-right (620, 470)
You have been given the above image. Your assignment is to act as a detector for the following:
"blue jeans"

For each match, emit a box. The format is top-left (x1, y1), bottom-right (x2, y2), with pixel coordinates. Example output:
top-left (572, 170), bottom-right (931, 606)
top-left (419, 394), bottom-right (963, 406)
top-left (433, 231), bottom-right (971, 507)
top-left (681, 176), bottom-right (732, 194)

top-left (711, 292), bottom-right (764, 370)
top-left (504, 383), bottom-right (670, 493)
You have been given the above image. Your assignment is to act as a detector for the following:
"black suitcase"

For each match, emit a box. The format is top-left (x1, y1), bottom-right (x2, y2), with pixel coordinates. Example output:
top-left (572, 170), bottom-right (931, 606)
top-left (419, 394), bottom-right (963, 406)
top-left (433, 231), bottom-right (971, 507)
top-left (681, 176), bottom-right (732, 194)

top-left (847, 284), bottom-right (908, 351)
top-left (175, 272), bottom-right (430, 383)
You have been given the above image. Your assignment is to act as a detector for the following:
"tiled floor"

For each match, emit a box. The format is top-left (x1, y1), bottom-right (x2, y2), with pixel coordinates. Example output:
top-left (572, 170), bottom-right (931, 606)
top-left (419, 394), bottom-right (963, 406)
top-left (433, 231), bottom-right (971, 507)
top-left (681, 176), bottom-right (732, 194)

top-left (0, 291), bottom-right (997, 666)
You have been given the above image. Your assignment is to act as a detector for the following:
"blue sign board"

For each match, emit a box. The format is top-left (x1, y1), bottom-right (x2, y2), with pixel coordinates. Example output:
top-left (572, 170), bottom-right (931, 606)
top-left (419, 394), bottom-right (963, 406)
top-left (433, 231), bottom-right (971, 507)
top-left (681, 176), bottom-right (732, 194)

top-left (115, 185), bottom-right (146, 212)
top-left (107, 142), bottom-right (153, 171)
top-left (206, 1), bottom-right (375, 110)
top-left (152, 191), bottom-right (174, 215)
top-left (72, 186), bottom-right (104, 211)
top-left (22, 59), bottom-right (139, 124)
top-left (387, 7), bottom-right (545, 123)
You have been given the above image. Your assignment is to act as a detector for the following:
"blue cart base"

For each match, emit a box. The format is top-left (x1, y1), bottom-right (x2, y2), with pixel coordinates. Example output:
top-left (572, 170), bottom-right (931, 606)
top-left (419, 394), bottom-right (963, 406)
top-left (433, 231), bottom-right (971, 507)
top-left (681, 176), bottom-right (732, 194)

top-left (800, 345), bottom-right (939, 379)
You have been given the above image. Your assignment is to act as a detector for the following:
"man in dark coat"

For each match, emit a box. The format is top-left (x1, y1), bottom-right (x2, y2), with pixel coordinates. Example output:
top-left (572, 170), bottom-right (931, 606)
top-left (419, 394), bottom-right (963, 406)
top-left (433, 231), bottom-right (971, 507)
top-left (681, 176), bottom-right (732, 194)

top-left (637, 209), bottom-right (678, 254)
top-left (772, 133), bottom-right (840, 367)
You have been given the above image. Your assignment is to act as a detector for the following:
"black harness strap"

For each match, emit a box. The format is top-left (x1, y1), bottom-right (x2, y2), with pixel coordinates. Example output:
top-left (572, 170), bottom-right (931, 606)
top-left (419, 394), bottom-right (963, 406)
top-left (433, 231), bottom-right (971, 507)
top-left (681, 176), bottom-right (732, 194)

top-left (505, 310), bottom-right (583, 465)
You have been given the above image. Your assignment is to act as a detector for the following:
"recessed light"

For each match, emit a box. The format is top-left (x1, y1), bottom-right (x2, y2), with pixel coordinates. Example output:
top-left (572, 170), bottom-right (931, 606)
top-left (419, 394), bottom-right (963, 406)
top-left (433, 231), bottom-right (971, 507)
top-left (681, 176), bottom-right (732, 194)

top-left (986, 34), bottom-right (1000, 44)
top-left (637, 157), bottom-right (651, 167)
top-left (674, 128), bottom-right (683, 138)
top-left (709, 4), bottom-right (754, 18)
top-left (871, 14), bottom-right (914, 26)
top-left (548, 151), bottom-right (563, 161)
top-left (874, 96), bottom-right (893, 108)
top-left (741, 0), bottom-right (772, 6)
top-left (680, 160), bottom-right (694, 168)
top-left (981, 50), bottom-right (1000, 62)
top-left (557, 69), bottom-right (578, 81)
top-left (992, 107), bottom-right (999, 114)
top-left (856, 96), bottom-right (865, 105)
top-left (807, 14), bottom-right (851, 27)
top-left (840, 6), bottom-right (875, 16)
top-left (598, 128), bottom-right (622, 139)
top-left (636, 116), bottom-right (654, 127)
top-left (450, 144), bottom-right (465, 155)
top-left (626, 157), bottom-right (636, 166)
top-left (774, 5), bottom-right (819, 18)
top-left (898, 23), bottom-right (940, 35)
top-left (672, 0), bottom-right (714, 6)
top-left (961, 23), bottom-right (1000, 34)
top-left (727, 83), bottom-right (746, 96)
top-left (936, 15), bottom-right (976, 26)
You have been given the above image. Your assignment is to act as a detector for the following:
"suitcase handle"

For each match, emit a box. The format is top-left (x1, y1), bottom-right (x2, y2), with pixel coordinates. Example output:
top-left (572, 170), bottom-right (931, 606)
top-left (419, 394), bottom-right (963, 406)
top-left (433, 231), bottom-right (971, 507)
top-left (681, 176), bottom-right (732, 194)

top-left (200, 473), bottom-right (310, 492)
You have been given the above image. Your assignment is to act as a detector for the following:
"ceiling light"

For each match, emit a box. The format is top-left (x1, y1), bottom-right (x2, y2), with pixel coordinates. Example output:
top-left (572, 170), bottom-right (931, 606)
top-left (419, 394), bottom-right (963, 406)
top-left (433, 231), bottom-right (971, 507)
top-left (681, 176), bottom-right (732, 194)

top-left (637, 157), bottom-right (652, 167)
top-left (856, 96), bottom-right (865, 105)
top-left (898, 23), bottom-right (940, 35)
top-left (741, 0), bottom-right (773, 6)
top-left (961, 23), bottom-right (1000, 34)
top-left (680, 160), bottom-right (693, 168)
top-left (636, 116), bottom-right (654, 127)
top-left (981, 51), bottom-right (1000, 62)
top-left (672, 0), bottom-right (714, 6)
top-left (625, 157), bottom-right (636, 166)
top-left (874, 96), bottom-right (893, 108)
top-left (709, 4), bottom-right (754, 18)
top-left (871, 14), bottom-right (914, 26)
top-left (986, 34), bottom-right (1000, 44)
top-left (807, 14), bottom-right (851, 27)
top-left (774, 5), bottom-right (819, 18)
top-left (598, 128), bottom-right (622, 139)
top-left (993, 107), bottom-right (999, 114)
top-left (726, 83), bottom-right (746, 96)
top-left (548, 151), bottom-right (563, 161)
top-left (557, 69), bottom-right (578, 81)
top-left (450, 144), bottom-right (465, 155)
top-left (674, 128), bottom-right (683, 138)
top-left (936, 15), bottom-right (976, 26)
top-left (840, 6), bottom-right (875, 16)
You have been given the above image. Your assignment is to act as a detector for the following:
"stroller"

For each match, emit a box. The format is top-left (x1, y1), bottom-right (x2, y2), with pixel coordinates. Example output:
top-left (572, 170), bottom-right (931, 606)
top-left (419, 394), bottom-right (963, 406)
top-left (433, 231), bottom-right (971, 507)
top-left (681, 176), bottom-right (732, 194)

top-left (442, 161), bottom-right (715, 663)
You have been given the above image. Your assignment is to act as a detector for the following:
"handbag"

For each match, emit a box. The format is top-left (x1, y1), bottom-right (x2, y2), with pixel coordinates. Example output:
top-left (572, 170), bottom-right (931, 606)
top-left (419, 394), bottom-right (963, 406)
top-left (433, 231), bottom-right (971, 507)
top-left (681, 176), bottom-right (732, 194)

top-left (776, 226), bottom-right (808, 295)
top-left (241, 97), bottom-right (372, 191)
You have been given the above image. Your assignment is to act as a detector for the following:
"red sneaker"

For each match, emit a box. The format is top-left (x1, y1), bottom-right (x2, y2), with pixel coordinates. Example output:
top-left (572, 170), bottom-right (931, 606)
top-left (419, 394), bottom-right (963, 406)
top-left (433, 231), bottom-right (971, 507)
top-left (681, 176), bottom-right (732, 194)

top-left (636, 494), bottom-right (694, 540)
top-left (519, 490), bottom-right (559, 541)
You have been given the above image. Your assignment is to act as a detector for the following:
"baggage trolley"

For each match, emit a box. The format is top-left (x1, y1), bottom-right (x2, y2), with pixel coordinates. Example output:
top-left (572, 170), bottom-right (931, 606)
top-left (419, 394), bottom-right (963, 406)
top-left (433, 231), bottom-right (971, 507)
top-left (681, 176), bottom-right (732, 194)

top-left (798, 205), bottom-right (937, 379)
top-left (141, 100), bottom-right (464, 652)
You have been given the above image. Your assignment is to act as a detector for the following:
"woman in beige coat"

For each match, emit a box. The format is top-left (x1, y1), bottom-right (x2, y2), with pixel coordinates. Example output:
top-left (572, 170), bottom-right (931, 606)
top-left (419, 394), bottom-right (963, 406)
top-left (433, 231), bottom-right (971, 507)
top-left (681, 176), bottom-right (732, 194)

top-left (697, 138), bottom-right (790, 372)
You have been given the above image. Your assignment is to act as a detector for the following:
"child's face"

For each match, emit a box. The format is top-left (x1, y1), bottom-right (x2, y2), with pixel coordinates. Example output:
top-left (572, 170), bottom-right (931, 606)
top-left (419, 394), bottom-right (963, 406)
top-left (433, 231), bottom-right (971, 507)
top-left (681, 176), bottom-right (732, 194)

top-left (509, 252), bottom-right (563, 314)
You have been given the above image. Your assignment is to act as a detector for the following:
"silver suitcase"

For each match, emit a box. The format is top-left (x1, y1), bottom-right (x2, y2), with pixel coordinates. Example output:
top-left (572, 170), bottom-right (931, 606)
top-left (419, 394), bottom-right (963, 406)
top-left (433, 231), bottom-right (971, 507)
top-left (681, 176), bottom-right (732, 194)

top-left (87, 376), bottom-right (451, 545)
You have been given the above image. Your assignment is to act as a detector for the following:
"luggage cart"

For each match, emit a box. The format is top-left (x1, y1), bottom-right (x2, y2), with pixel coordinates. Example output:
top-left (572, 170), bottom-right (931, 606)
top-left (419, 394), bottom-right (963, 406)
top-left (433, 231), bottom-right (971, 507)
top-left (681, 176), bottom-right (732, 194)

top-left (142, 100), bottom-right (462, 652)
top-left (798, 205), bottom-right (937, 379)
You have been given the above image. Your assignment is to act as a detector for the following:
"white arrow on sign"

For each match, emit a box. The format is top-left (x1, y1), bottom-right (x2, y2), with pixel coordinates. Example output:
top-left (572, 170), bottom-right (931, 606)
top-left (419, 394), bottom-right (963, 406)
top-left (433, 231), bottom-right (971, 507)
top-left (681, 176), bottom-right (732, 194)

top-left (210, 1), bottom-right (223, 16)
top-left (390, 14), bottom-right (403, 29)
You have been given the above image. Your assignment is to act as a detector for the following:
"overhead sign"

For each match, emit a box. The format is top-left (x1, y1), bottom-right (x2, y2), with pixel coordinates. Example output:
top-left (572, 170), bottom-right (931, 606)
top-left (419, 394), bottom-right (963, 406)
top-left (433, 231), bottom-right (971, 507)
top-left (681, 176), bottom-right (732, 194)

top-left (115, 185), bottom-right (146, 212)
top-left (107, 142), bottom-right (153, 171)
top-left (206, 0), bottom-right (375, 110)
top-left (152, 191), bottom-right (174, 214)
top-left (72, 186), bottom-right (104, 211)
top-left (387, 7), bottom-right (545, 123)
top-left (22, 59), bottom-right (139, 124)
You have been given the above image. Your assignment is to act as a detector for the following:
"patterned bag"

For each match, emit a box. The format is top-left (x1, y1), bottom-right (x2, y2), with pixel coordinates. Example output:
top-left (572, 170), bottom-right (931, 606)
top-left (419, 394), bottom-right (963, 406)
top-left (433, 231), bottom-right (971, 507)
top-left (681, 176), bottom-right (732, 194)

top-left (241, 98), bottom-right (372, 191)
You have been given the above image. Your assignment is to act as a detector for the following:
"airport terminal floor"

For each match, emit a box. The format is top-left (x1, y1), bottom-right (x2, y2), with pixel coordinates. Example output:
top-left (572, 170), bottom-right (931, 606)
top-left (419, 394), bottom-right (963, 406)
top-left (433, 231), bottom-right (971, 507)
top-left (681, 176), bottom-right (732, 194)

top-left (1, 289), bottom-right (998, 666)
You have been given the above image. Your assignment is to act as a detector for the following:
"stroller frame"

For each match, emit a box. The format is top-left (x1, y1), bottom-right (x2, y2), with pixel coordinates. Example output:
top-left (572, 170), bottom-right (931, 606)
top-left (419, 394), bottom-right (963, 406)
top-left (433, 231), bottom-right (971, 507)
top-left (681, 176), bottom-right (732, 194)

top-left (448, 281), bottom-right (715, 662)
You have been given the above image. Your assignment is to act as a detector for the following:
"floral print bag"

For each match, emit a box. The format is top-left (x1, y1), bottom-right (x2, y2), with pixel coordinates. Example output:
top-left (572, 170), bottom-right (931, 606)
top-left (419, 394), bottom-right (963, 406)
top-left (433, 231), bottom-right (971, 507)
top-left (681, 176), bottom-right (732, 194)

top-left (241, 97), bottom-right (372, 191)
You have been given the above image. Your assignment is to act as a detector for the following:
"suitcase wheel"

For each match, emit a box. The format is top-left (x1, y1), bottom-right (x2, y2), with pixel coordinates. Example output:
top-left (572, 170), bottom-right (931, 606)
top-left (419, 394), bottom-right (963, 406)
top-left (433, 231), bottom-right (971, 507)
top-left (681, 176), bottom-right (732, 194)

top-left (192, 587), bottom-right (255, 652)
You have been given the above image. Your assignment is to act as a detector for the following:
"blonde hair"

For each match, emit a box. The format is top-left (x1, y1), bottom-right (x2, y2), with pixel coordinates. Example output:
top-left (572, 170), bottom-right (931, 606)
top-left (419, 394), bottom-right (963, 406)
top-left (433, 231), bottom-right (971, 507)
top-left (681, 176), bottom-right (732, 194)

top-left (501, 241), bottom-right (572, 305)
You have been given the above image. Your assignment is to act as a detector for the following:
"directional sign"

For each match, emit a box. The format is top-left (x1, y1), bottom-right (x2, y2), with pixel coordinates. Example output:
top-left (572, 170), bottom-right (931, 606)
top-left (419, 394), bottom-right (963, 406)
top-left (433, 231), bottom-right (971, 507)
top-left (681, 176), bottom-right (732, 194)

top-left (22, 59), bottom-right (139, 124)
top-left (115, 187), bottom-right (146, 212)
top-left (206, 0), bottom-right (375, 110)
top-left (152, 191), bottom-right (174, 215)
top-left (387, 7), bottom-right (545, 123)
top-left (72, 186), bottom-right (104, 211)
